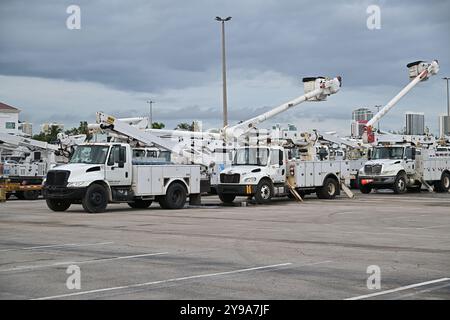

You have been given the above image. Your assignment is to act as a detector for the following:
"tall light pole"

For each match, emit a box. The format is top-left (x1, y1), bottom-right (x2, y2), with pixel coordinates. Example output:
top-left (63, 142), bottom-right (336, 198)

top-left (443, 77), bottom-right (450, 116)
top-left (146, 100), bottom-right (154, 129)
top-left (215, 16), bottom-right (231, 128)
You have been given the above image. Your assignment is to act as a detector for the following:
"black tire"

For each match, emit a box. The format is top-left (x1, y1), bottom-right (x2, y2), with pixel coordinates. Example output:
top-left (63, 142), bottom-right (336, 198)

top-left (434, 172), bottom-right (450, 192)
top-left (5, 193), bottom-right (11, 200)
top-left (15, 191), bottom-right (25, 200)
top-left (127, 200), bottom-right (152, 209)
top-left (23, 190), bottom-right (40, 200)
top-left (82, 184), bottom-right (108, 213)
top-left (254, 179), bottom-right (273, 204)
top-left (46, 199), bottom-right (71, 212)
top-left (159, 182), bottom-right (186, 209)
top-left (317, 177), bottom-right (339, 199)
top-left (359, 183), bottom-right (372, 194)
top-left (218, 193), bottom-right (236, 204)
top-left (393, 173), bottom-right (407, 194)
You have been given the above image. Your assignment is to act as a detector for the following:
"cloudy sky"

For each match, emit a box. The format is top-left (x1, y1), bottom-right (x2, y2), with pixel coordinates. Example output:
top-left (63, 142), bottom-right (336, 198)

top-left (0, 0), bottom-right (449, 135)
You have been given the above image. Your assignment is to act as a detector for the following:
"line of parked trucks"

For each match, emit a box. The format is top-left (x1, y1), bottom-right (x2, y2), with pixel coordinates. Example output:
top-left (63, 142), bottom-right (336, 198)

top-left (1, 59), bottom-right (450, 213)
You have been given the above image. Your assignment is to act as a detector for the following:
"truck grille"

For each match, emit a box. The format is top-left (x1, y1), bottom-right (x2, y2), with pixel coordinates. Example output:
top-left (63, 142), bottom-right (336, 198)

top-left (364, 164), bottom-right (382, 175)
top-left (220, 173), bottom-right (240, 183)
top-left (45, 170), bottom-right (70, 187)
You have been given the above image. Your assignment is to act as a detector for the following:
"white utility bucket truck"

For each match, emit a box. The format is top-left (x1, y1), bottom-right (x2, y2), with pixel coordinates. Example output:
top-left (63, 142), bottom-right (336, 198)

top-left (216, 76), bottom-right (355, 204)
top-left (357, 60), bottom-right (450, 193)
top-left (43, 141), bottom-right (201, 213)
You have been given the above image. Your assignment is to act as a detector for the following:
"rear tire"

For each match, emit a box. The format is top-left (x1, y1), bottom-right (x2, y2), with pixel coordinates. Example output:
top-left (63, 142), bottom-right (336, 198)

top-left (434, 172), bottom-right (450, 192)
top-left (218, 193), bottom-right (236, 204)
top-left (46, 199), bottom-right (71, 212)
top-left (15, 191), bottom-right (25, 200)
top-left (317, 177), bottom-right (339, 199)
top-left (254, 179), bottom-right (273, 204)
top-left (128, 200), bottom-right (152, 209)
top-left (393, 173), bottom-right (407, 194)
top-left (159, 182), bottom-right (186, 209)
top-left (82, 184), bottom-right (108, 213)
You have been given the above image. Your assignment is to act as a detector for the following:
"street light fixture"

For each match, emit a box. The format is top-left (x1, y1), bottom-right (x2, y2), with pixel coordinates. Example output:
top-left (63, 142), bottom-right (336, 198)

top-left (146, 100), bottom-right (154, 129)
top-left (215, 16), bottom-right (232, 128)
top-left (443, 77), bottom-right (450, 116)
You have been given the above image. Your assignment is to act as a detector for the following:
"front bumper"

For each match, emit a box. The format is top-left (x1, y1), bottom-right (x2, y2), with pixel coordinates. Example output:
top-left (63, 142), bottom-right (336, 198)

top-left (359, 175), bottom-right (396, 187)
top-left (217, 184), bottom-right (255, 196)
top-left (43, 186), bottom-right (87, 200)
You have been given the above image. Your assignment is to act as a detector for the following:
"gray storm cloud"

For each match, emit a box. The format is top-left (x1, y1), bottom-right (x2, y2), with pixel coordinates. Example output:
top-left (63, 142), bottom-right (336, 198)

top-left (0, 0), bottom-right (449, 134)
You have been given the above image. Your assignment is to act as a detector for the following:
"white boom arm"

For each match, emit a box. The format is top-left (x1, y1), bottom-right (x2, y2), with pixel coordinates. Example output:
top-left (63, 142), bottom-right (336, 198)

top-left (366, 60), bottom-right (439, 128)
top-left (0, 132), bottom-right (59, 151)
top-left (95, 112), bottom-right (218, 167)
top-left (223, 76), bottom-right (342, 140)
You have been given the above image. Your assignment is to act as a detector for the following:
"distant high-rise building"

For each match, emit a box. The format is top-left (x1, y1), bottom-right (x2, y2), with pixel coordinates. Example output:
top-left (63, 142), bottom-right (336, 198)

top-left (439, 115), bottom-right (450, 137)
top-left (19, 122), bottom-right (33, 136)
top-left (352, 108), bottom-right (374, 122)
top-left (41, 123), bottom-right (64, 134)
top-left (405, 112), bottom-right (425, 135)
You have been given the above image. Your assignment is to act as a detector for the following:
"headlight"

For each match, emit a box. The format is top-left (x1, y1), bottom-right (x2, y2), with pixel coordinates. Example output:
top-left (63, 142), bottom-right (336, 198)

top-left (382, 170), bottom-right (397, 175)
top-left (243, 177), bottom-right (257, 183)
top-left (67, 181), bottom-right (87, 187)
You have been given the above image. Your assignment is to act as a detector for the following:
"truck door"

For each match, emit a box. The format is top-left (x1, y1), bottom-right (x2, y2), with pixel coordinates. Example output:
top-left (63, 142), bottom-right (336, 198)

top-left (105, 145), bottom-right (132, 186)
top-left (404, 147), bottom-right (415, 175)
top-left (268, 149), bottom-right (286, 183)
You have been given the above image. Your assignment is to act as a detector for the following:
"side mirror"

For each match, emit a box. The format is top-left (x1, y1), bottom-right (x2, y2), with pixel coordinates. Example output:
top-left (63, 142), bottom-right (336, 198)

top-left (118, 161), bottom-right (125, 168)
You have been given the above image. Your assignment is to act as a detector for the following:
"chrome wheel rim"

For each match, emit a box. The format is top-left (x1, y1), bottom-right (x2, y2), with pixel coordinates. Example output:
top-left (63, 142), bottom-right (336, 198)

top-left (260, 185), bottom-right (271, 200)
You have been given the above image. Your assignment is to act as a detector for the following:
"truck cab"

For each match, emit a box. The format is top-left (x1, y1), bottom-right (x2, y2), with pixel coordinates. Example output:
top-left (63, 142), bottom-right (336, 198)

top-left (217, 146), bottom-right (288, 204)
top-left (358, 144), bottom-right (417, 194)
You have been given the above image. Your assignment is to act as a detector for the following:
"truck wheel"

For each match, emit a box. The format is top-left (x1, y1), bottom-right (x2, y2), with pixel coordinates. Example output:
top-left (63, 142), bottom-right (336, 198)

top-left (254, 179), bottom-right (273, 204)
top-left (317, 177), bottom-right (339, 199)
top-left (159, 182), bottom-right (186, 209)
top-left (46, 199), bottom-right (71, 212)
top-left (23, 190), bottom-right (40, 200)
top-left (359, 183), bottom-right (372, 194)
top-left (128, 200), bottom-right (152, 209)
top-left (15, 191), bottom-right (25, 200)
top-left (392, 173), bottom-right (407, 194)
top-left (218, 193), bottom-right (236, 204)
top-left (435, 172), bottom-right (450, 192)
top-left (82, 184), bottom-right (108, 213)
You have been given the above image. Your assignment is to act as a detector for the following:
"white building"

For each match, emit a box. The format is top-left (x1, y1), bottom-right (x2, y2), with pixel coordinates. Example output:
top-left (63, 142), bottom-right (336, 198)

top-left (19, 122), bottom-right (33, 137)
top-left (405, 112), bottom-right (425, 135)
top-left (41, 123), bottom-right (64, 134)
top-left (439, 115), bottom-right (450, 137)
top-left (0, 102), bottom-right (20, 134)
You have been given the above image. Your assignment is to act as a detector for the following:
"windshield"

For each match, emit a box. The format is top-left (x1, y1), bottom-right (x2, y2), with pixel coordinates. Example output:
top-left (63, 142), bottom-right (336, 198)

top-left (372, 147), bottom-right (404, 160)
top-left (69, 145), bottom-right (110, 164)
top-left (233, 148), bottom-right (269, 166)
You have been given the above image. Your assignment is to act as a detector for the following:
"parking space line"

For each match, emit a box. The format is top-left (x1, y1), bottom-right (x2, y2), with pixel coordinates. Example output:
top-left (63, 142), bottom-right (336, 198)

top-left (0, 241), bottom-right (114, 252)
top-left (345, 277), bottom-right (450, 300)
top-left (0, 252), bottom-right (168, 273)
top-left (32, 262), bottom-right (294, 300)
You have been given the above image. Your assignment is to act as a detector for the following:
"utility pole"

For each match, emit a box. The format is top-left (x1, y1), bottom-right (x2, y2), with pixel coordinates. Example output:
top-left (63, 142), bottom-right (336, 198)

top-left (443, 77), bottom-right (450, 116)
top-left (215, 16), bottom-right (231, 128)
top-left (146, 100), bottom-right (154, 129)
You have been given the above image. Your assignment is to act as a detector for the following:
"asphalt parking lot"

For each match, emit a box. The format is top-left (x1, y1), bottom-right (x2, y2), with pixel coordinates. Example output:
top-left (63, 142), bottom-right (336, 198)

top-left (0, 190), bottom-right (449, 300)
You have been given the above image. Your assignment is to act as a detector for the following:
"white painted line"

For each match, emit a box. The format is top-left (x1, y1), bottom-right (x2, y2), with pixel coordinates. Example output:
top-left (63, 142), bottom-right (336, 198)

top-left (0, 252), bottom-right (168, 273)
top-left (0, 241), bottom-right (114, 253)
top-left (346, 277), bottom-right (450, 300)
top-left (392, 282), bottom-right (450, 300)
top-left (32, 262), bottom-right (294, 300)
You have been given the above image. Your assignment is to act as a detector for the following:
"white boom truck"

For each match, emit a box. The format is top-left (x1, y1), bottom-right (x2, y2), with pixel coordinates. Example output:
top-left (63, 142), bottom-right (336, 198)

top-left (358, 135), bottom-right (450, 194)
top-left (217, 76), bottom-right (354, 203)
top-left (357, 60), bottom-right (450, 193)
top-left (43, 142), bottom-right (201, 213)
